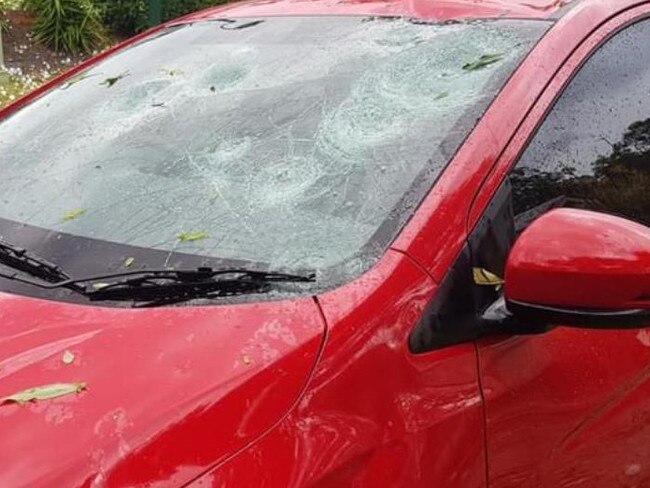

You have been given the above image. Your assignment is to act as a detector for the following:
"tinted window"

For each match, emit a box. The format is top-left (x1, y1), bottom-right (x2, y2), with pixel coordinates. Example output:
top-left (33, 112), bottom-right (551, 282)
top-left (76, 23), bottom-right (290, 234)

top-left (0, 17), bottom-right (546, 282)
top-left (511, 19), bottom-right (650, 227)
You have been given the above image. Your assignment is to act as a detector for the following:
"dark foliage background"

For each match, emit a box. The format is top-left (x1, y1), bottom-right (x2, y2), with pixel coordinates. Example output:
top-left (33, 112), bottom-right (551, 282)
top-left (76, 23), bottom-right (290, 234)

top-left (93, 0), bottom-right (226, 36)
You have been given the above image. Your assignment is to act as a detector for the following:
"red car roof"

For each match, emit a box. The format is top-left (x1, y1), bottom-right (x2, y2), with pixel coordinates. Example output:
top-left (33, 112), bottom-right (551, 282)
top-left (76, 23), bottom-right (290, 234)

top-left (180, 0), bottom-right (575, 22)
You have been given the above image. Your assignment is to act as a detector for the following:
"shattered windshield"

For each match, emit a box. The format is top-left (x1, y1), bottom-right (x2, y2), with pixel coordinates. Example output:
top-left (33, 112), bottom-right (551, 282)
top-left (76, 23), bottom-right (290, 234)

top-left (0, 17), bottom-right (547, 279)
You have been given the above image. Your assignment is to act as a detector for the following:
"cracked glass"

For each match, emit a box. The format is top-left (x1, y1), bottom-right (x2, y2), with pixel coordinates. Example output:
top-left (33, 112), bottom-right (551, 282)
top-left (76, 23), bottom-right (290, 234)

top-left (0, 17), bottom-right (547, 278)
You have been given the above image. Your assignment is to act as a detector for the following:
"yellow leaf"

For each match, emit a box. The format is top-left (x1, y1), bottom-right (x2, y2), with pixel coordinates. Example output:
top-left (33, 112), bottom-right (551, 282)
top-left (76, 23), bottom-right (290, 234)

top-left (62, 208), bottom-right (85, 222)
top-left (177, 231), bottom-right (208, 242)
top-left (473, 267), bottom-right (504, 286)
top-left (123, 257), bottom-right (135, 268)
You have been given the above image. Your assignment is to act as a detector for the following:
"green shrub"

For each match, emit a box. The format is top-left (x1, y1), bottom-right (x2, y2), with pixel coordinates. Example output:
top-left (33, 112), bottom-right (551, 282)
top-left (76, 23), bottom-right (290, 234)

top-left (22, 0), bottom-right (106, 53)
top-left (93, 0), bottom-right (147, 36)
top-left (95, 0), bottom-right (227, 36)
top-left (164, 0), bottom-right (224, 21)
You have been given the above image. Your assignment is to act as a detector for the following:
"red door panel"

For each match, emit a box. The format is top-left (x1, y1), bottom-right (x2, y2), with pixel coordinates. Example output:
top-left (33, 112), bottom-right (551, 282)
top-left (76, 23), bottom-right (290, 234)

top-left (479, 328), bottom-right (650, 487)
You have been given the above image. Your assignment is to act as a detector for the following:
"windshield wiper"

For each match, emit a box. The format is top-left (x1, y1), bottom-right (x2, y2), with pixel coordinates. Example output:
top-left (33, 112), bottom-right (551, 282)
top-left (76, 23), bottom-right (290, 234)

top-left (0, 241), bottom-right (315, 305)
top-left (0, 239), bottom-right (71, 284)
top-left (81, 268), bottom-right (316, 306)
top-left (4, 266), bottom-right (315, 306)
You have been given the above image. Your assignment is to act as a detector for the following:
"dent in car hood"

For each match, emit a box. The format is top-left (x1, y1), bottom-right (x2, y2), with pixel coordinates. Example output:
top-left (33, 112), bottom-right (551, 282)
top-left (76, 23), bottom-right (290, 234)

top-left (0, 292), bottom-right (325, 487)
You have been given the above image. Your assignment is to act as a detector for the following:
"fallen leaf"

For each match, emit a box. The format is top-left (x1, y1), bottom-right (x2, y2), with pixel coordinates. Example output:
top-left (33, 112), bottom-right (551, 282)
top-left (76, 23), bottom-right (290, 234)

top-left (62, 208), bottom-right (85, 222)
top-left (101, 71), bottom-right (130, 88)
top-left (473, 267), bottom-right (505, 287)
top-left (463, 53), bottom-right (503, 71)
top-left (1, 382), bottom-right (86, 405)
top-left (92, 282), bottom-right (110, 290)
top-left (161, 68), bottom-right (183, 77)
top-left (123, 257), bottom-right (135, 268)
top-left (178, 231), bottom-right (208, 242)
top-left (62, 350), bottom-right (75, 365)
top-left (435, 91), bottom-right (449, 100)
top-left (61, 72), bottom-right (98, 90)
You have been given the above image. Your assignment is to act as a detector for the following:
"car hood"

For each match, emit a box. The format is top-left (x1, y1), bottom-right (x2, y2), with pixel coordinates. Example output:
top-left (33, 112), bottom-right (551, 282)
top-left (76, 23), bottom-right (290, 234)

top-left (0, 292), bottom-right (325, 488)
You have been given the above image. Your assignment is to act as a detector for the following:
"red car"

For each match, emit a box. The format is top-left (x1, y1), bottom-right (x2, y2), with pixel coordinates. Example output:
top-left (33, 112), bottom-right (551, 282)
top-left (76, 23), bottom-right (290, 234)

top-left (1, 0), bottom-right (650, 486)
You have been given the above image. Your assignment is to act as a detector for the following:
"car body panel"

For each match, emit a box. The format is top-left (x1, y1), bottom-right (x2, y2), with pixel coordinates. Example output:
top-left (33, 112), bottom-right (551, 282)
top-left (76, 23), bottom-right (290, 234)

top-left (0, 293), bottom-right (325, 487)
top-left (479, 328), bottom-right (650, 487)
top-left (186, 250), bottom-right (485, 487)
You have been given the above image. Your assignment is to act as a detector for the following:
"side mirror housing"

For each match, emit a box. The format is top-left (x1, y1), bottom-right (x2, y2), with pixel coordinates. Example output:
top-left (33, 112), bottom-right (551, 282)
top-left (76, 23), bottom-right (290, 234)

top-left (504, 208), bottom-right (650, 328)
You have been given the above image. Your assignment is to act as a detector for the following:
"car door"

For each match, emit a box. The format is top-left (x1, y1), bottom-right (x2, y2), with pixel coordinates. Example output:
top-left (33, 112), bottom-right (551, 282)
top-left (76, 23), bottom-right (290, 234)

top-left (474, 7), bottom-right (650, 488)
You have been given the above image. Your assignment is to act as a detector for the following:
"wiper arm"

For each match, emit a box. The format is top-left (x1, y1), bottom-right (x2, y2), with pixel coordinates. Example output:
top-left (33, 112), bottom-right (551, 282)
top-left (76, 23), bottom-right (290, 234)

top-left (0, 254), bottom-right (315, 305)
top-left (81, 268), bottom-right (315, 305)
top-left (0, 239), bottom-right (71, 284)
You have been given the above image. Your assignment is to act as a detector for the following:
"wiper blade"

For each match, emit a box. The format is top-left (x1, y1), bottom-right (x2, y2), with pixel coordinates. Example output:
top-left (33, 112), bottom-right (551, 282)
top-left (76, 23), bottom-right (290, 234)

top-left (0, 239), bottom-right (71, 284)
top-left (25, 267), bottom-right (313, 306)
top-left (81, 268), bottom-right (315, 305)
top-left (0, 257), bottom-right (315, 305)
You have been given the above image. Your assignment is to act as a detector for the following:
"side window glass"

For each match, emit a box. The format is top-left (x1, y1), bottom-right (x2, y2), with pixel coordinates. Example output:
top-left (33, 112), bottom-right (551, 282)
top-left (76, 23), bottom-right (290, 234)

top-left (511, 18), bottom-right (650, 227)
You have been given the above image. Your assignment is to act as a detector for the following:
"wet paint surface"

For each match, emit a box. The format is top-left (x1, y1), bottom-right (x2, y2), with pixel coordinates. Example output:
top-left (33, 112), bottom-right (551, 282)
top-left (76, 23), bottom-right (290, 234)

top-left (480, 327), bottom-right (650, 488)
top-left (0, 293), bottom-right (325, 487)
top-left (188, 251), bottom-right (485, 487)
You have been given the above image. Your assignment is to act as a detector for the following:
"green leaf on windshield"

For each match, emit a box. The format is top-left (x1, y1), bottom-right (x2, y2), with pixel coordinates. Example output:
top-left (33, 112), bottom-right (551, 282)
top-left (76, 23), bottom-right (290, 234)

top-left (61, 208), bottom-right (85, 222)
top-left (463, 53), bottom-right (503, 71)
top-left (1, 382), bottom-right (86, 405)
top-left (435, 91), bottom-right (449, 100)
top-left (178, 231), bottom-right (208, 242)
top-left (123, 257), bottom-right (135, 268)
top-left (101, 71), bottom-right (130, 88)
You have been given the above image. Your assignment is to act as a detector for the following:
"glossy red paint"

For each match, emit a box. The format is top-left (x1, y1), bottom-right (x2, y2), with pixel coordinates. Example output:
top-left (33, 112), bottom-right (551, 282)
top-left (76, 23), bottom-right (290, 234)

top-left (187, 250), bottom-right (484, 487)
top-left (478, 327), bottom-right (650, 487)
top-left (2, 0), bottom-right (650, 487)
top-left (0, 294), bottom-right (325, 486)
top-left (505, 208), bottom-right (650, 310)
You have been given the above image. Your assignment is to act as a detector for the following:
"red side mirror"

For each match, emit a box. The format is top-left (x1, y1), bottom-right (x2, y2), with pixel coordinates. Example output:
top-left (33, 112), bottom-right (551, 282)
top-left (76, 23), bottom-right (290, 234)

top-left (504, 208), bottom-right (650, 328)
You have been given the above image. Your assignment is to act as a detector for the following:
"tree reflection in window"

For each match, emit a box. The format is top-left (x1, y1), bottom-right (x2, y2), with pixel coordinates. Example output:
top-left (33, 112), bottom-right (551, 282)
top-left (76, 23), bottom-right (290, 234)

top-left (511, 118), bottom-right (650, 226)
